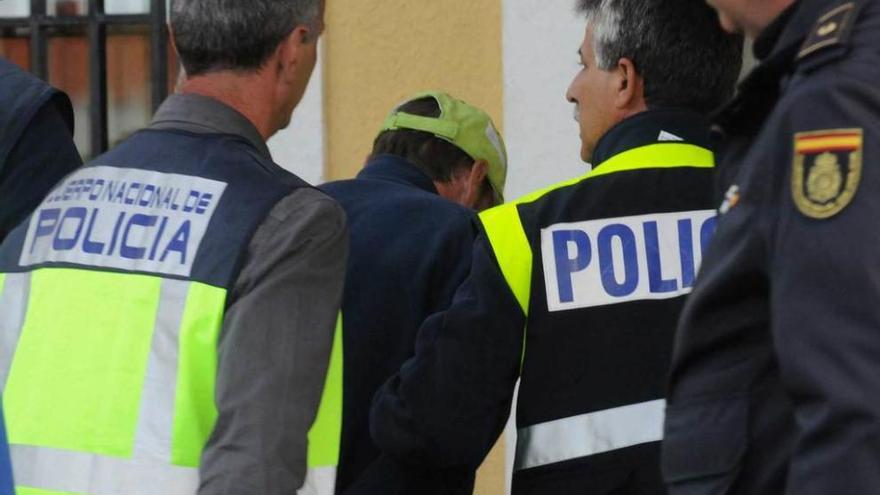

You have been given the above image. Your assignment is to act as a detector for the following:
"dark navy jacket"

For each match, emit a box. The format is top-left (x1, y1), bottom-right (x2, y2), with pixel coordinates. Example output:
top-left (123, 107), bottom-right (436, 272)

top-left (664, 1), bottom-right (880, 494)
top-left (320, 155), bottom-right (479, 494)
top-left (0, 58), bottom-right (82, 242)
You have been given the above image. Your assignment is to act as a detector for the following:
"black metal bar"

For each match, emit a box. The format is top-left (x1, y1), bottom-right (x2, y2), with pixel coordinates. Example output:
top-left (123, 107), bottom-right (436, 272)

top-left (29, 0), bottom-right (47, 78)
top-left (3, 0), bottom-right (168, 157)
top-left (149, 0), bottom-right (167, 111)
top-left (88, 0), bottom-right (107, 156)
top-left (0, 19), bottom-right (30, 28)
top-left (0, 15), bottom-right (153, 29)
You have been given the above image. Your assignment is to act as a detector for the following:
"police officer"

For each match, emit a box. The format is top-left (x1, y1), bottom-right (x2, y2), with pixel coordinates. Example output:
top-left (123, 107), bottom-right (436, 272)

top-left (664, 0), bottom-right (880, 494)
top-left (369, 1), bottom-right (742, 493)
top-left (0, 1), bottom-right (348, 494)
top-left (0, 58), bottom-right (82, 242)
top-left (319, 92), bottom-right (506, 495)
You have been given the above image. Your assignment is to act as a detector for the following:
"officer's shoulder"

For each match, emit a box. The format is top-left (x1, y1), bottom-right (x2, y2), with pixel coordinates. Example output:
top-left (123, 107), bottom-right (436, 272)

top-left (503, 171), bottom-right (594, 209)
top-left (795, 0), bottom-right (870, 73)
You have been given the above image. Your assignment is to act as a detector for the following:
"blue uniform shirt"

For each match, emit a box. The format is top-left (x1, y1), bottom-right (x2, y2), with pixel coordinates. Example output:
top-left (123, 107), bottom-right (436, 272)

top-left (320, 154), bottom-right (479, 494)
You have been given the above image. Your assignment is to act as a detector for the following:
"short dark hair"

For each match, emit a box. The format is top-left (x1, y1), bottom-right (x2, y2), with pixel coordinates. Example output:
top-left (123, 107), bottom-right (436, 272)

top-left (577, 0), bottom-right (743, 113)
top-left (171, 0), bottom-right (321, 77)
top-left (370, 98), bottom-right (475, 183)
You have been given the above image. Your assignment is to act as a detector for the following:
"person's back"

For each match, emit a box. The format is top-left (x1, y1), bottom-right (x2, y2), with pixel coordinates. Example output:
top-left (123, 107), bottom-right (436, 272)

top-left (493, 108), bottom-right (717, 493)
top-left (323, 164), bottom-right (477, 493)
top-left (368, 1), bottom-right (742, 494)
top-left (320, 92), bottom-right (507, 494)
top-left (0, 57), bottom-right (82, 242)
top-left (0, 1), bottom-right (348, 494)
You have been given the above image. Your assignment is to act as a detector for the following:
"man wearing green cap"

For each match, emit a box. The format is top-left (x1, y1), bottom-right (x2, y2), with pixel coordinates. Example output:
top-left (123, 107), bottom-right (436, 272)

top-left (369, 1), bottom-right (742, 494)
top-left (319, 91), bottom-right (507, 494)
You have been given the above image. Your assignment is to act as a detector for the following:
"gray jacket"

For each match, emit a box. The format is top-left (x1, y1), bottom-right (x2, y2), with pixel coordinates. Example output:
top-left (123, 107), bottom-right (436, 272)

top-left (151, 93), bottom-right (348, 494)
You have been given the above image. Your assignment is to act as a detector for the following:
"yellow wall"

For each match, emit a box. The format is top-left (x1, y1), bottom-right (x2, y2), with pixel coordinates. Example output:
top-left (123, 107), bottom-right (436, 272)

top-left (322, 2), bottom-right (507, 493)
top-left (322, 0), bottom-right (504, 180)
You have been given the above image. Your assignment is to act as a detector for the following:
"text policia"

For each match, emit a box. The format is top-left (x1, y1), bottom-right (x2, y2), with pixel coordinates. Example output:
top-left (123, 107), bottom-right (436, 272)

top-left (20, 166), bottom-right (227, 277)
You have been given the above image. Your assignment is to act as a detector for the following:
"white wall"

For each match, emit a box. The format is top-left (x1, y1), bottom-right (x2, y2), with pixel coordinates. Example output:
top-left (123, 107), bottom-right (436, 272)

top-left (500, 3), bottom-right (588, 492)
top-left (268, 49), bottom-right (325, 185)
top-left (502, 0), bottom-right (589, 202)
top-left (0, 0), bottom-right (28, 16)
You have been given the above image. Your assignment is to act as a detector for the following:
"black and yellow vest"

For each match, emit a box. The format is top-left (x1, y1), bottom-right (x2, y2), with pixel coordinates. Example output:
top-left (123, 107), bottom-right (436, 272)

top-left (481, 110), bottom-right (717, 493)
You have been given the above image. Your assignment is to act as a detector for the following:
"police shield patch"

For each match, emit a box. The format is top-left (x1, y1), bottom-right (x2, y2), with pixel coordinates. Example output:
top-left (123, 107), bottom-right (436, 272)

top-left (792, 129), bottom-right (863, 219)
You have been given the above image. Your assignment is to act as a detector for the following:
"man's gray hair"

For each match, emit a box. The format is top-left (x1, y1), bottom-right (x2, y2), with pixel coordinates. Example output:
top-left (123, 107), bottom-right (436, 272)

top-left (579, 0), bottom-right (623, 71)
top-left (171, 0), bottom-right (322, 77)
top-left (576, 0), bottom-right (743, 114)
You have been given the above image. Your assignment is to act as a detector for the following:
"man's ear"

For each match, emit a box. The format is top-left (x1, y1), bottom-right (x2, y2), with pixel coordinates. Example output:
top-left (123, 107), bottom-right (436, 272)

top-left (462, 159), bottom-right (490, 209)
top-left (613, 57), bottom-right (645, 111)
top-left (275, 25), bottom-right (312, 77)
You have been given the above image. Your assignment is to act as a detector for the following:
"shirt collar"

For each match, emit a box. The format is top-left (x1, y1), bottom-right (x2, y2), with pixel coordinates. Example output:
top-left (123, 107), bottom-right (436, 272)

top-left (753, 0), bottom-right (838, 67)
top-left (714, 0), bottom-right (839, 135)
top-left (753, 2), bottom-right (801, 60)
top-left (590, 108), bottom-right (713, 168)
top-left (149, 93), bottom-right (271, 159)
top-left (357, 154), bottom-right (439, 195)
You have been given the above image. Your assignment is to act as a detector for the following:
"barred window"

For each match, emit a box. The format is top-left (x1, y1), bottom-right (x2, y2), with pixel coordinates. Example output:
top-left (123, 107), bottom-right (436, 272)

top-left (0, 0), bottom-right (176, 158)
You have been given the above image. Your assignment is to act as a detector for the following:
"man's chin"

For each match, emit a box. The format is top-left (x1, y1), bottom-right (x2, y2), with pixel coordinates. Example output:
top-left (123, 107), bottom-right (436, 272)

top-left (273, 112), bottom-right (294, 136)
top-left (718, 11), bottom-right (743, 34)
top-left (580, 148), bottom-right (591, 164)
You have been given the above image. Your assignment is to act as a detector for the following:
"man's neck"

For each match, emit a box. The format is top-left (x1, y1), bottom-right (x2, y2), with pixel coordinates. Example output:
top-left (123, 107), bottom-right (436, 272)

top-left (179, 72), bottom-right (277, 141)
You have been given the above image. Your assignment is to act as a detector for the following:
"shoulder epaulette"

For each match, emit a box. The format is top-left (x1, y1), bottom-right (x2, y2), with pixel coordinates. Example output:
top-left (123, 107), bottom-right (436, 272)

top-left (797, 1), bottom-right (862, 70)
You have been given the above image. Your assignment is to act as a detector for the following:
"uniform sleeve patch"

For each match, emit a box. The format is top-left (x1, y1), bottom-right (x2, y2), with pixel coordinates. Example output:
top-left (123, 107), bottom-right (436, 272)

top-left (792, 129), bottom-right (863, 219)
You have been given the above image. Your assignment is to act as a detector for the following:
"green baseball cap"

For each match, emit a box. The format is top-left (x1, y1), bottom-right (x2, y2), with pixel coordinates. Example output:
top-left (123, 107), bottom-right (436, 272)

top-left (380, 91), bottom-right (508, 202)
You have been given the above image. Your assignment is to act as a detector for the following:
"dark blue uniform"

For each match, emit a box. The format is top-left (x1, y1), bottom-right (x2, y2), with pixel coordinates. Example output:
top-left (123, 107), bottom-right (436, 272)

top-left (664, 1), bottom-right (880, 494)
top-left (371, 110), bottom-right (718, 495)
top-left (0, 58), bottom-right (82, 242)
top-left (320, 155), bottom-right (479, 495)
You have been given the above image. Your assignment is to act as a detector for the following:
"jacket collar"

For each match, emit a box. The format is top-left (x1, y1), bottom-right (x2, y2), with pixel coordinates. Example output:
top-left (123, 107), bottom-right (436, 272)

top-left (590, 108), bottom-right (713, 169)
top-left (715, 0), bottom-right (847, 135)
top-left (357, 154), bottom-right (439, 195)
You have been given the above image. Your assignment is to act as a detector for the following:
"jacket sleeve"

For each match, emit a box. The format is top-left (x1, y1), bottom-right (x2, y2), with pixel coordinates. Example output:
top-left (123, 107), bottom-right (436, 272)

top-left (768, 78), bottom-right (880, 494)
top-left (370, 229), bottom-right (525, 470)
top-left (198, 188), bottom-right (349, 495)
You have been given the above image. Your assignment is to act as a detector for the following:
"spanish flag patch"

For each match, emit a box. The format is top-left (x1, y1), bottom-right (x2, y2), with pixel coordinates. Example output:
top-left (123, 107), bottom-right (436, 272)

top-left (792, 129), bottom-right (863, 219)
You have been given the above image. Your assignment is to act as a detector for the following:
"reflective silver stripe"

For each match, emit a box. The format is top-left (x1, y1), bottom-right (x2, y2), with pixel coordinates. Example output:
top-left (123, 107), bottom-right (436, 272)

top-left (12, 445), bottom-right (198, 495)
top-left (132, 278), bottom-right (189, 461)
top-left (297, 466), bottom-right (337, 495)
top-left (515, 399), bottom-right (666, 471)
top-left (0, 273), bottom-right (31, 388)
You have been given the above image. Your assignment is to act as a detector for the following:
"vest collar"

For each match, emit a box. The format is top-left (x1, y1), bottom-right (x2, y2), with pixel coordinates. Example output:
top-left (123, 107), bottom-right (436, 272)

top-left (590, 108), bottom-right (712, 170)
top-left (150, 93), bottom-right (271, 159)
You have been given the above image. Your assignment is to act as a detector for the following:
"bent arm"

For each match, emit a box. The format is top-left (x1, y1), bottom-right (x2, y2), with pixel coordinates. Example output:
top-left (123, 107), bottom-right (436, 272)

top-left (199, 189), bottom-right (349, 495)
